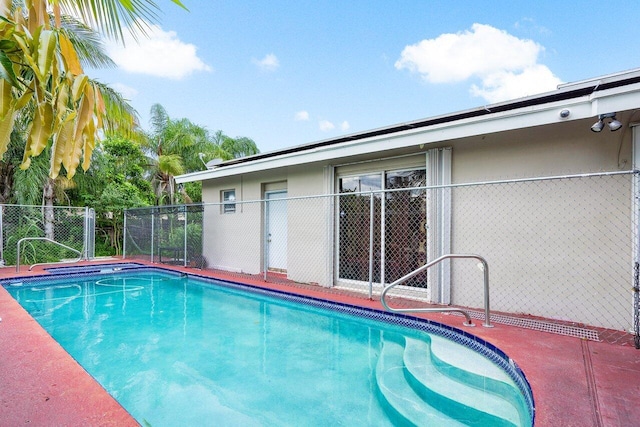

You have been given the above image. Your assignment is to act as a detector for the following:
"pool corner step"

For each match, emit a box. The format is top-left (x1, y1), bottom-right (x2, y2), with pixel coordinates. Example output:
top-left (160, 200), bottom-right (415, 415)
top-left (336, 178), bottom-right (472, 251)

top-left (403, 337), bottom-right (522, 427)
top-left (375, 340), bottom-right (466, 426)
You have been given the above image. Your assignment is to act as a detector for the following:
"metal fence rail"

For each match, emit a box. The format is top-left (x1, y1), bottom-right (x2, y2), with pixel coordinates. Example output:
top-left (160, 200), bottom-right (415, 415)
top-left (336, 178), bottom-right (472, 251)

top-left (124, 171), bottom-right (640, 341)
top-left (0, 204), bottom-right (95, 268)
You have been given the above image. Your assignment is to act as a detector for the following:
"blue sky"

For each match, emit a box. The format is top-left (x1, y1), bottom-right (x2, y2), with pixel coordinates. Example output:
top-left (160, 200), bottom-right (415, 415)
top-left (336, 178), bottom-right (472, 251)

top-left (87, 1), bottom-right (640, 154)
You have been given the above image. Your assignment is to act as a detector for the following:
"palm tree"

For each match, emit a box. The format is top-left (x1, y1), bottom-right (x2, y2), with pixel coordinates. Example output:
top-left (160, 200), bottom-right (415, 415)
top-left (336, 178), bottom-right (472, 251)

top-left (0, 0), bottom-right (186, 178)
top-left (219, 133), bottom-right (260, 159)
top-left (146, 104), bottom-right (209, 204)
top-left (1, 4), bottom-right (171, 245)
top-left (155, 153), bottom-right (185, 205)
top-left (211, 130), bottom-right (260, 160)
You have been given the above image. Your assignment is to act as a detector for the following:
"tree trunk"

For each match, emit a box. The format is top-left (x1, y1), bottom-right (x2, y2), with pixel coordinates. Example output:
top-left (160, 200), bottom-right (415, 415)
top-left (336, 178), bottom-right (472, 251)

top-left (43, 178), bottom-right (55, 240)
top-left (0, 164), bottom-right (13, 203)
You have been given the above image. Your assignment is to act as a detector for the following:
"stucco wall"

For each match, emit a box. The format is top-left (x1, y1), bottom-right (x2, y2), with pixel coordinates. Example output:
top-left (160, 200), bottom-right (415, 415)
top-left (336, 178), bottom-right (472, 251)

top-left (447, 121), bottom-right (634, 329)
top-left (285, 165), bottom-right (333, 286)
top-left (201, 170), bottom-right (286, 275)
top-left (201, 166), bottom-right (333, 285)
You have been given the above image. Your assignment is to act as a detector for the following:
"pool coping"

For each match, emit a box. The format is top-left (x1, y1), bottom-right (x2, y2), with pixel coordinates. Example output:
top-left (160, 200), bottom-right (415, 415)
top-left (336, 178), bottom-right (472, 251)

top-left (1, 259), bottom-right (639, 426)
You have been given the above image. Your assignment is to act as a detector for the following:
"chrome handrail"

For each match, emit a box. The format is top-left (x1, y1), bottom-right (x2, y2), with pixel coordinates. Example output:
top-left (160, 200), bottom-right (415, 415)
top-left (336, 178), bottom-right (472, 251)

top-left (16, 237), bottom-right (84, 273)
top-left (380, 253), bottom-right (493, 328)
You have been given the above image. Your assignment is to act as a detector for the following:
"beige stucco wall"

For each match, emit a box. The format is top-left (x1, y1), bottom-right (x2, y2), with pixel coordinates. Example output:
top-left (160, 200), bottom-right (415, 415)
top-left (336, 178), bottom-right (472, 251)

top-left (447, 120), bottom-right (634, 329)
top-left (201, 170), bottom-right (287, 275)
top-left (451, 119), bottom-right (631, 180)
top-left (201, 165), bottom-right (333, 285)
top-left (285, 165), bottom-right (333, 286)
top-left (199, 118), bottom-right (635, 330)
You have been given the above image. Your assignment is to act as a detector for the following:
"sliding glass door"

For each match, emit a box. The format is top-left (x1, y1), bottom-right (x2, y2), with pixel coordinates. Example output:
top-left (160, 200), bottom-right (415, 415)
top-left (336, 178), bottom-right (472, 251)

top-left (337, 168), bottom-right (426, 286)
top-left (338, 174), bottom-right (382, 283)
top-left (384, 169), bottom-right (427, 286)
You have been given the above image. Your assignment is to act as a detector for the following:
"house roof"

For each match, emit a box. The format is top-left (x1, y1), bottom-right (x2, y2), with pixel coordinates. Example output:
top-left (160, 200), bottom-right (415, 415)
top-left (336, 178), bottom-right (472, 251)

top-left (176, 68), bottom-right (640, 184)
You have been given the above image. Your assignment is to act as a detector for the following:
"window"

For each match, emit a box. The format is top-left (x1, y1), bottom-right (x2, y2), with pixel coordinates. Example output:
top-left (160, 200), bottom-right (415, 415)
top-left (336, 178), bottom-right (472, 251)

top-left (222, 189), bottom-right (236, 214)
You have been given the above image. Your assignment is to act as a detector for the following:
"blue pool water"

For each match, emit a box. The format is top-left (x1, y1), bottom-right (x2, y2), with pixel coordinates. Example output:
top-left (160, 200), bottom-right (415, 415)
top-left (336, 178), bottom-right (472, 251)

top-left (5, 269), bottom-right (533, 426)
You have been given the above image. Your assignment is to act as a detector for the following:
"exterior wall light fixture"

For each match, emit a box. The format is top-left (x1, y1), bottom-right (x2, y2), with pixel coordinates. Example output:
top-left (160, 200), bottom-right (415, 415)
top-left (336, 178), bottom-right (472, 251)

top-left (591, 112), bottom-right (622, 132)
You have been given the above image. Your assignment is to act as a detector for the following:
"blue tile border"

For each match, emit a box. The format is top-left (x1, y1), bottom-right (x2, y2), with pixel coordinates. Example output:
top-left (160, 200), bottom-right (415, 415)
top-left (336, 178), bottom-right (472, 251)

top-left (2, 264), bottom-right (535, 424)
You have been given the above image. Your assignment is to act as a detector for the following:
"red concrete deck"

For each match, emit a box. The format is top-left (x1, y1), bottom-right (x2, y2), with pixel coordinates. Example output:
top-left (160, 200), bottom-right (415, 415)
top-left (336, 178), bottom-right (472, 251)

top-left (1, 260), bottom-right (639, 426)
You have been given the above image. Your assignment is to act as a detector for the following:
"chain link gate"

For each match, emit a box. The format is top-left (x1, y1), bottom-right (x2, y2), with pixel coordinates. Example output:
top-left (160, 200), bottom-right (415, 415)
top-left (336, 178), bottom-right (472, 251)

top-left (124, 204), bottom-right (204, 267)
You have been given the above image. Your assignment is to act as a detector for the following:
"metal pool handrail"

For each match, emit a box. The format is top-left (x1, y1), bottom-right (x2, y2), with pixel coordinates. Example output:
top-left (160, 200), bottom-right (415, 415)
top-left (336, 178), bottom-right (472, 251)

top-left (16, 237), bottom-right (84, 273)
top-left (380, 253), bottom-right (493, 328)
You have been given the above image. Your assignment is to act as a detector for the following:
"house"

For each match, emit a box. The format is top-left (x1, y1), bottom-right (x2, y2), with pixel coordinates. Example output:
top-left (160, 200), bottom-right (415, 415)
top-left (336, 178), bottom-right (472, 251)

top-left (175, 68), bottom-right (640, 332)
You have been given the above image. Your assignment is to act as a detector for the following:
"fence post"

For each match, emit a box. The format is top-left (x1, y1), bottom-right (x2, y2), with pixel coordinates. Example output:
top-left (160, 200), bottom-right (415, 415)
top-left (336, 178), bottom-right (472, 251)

top-left (635, 171), bottom-right (640, 348)
top-left (368, 192), bottom-right (374, 299)
top-left (83, 207), bottom-right (95, 260)
top-left (183, 207), bottom-right (188, 267)
top-left (263, 198), bottom-right (268, 281)
top-left (0, 205), bottom-right (4, 266)
top-left (151, 210), bottom-right (155, 263)
top-left (123, 209), bottom-right (127, 259)
top-left (83, 207), bottom-right (88, 260)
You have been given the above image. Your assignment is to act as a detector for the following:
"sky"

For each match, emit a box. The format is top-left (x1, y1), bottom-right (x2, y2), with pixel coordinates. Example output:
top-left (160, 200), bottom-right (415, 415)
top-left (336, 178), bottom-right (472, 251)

top-left (87, 0), bottom-right (640, 154)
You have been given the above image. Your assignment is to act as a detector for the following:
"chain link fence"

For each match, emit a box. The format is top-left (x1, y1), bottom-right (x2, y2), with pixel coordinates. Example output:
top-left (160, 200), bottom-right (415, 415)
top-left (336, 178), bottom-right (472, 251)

top-left (0, 204), bottom-right (95, 268)
top-left (124, 204), bottom-right (205, 267)
top-left (124, 172), bottom-right (640, 341)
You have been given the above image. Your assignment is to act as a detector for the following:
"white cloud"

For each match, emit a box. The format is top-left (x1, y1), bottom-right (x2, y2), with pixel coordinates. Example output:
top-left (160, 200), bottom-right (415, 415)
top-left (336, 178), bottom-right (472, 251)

top-left (294, 110), bottom-right (309, 121)
top-left (395, 23), bottom-right (562, 103)
top-left (110, 82), bottom-right (138, 100)
top-left (253, 53), bottom-right (280, 72)
top-left (470, 64), bottom-right (561, 103)
top-left (319, 120), bottom-right (335, 132)
top-left (106, 20), bottom-right (211, 79)
top-left (514, 18), bottom-right (552, 36)
top-left (340, 121), bottom-right (350, 131)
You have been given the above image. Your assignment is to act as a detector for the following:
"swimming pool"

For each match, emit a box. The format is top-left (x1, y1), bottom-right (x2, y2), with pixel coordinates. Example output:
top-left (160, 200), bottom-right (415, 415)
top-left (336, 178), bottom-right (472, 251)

top-left (4, 268), bottom-right (533, 426)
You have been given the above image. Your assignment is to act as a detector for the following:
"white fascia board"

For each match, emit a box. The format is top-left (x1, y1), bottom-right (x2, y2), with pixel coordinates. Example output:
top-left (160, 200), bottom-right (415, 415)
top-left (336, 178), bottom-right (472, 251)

top-left (176, 83), bottom-right (640, 184)
top-left (558, 67), bottom-right (640, 90)
top-left (589, 82), bottom-right (640, 115)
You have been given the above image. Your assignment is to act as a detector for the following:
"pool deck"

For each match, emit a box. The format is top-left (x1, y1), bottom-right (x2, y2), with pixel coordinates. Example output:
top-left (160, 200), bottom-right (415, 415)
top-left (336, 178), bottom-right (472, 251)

top-left (0, 260), bottom-right (639, 426)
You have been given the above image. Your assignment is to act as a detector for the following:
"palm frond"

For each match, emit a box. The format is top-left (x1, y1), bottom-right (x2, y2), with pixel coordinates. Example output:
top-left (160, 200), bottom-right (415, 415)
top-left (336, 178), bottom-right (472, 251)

top-left (149, 103), bottom-right (169, 136)
top-left (157, 153), bottom-right (184, 176)
top-left (92, 80), bottom-right (145, 142)
top-left (59, 15), bottom-right (116, 69)
top-left (58, 0), bottom-right (160, 43)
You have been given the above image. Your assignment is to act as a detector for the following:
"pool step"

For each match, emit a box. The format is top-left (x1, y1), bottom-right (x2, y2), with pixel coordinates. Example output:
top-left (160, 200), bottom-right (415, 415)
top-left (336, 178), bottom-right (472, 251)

top-left (404, 337), bottom-right (523, 426)
top-left (375, 340), bottom-right (466, 426)
top-left (375, 336), bottom-right (525, 426)
top-left (425, 335), bottom-right (530, 419)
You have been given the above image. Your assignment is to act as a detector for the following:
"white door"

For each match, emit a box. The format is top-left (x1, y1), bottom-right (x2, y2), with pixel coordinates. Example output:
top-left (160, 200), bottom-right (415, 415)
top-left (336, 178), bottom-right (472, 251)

top-left (266, 191), bottom-right (287, 272)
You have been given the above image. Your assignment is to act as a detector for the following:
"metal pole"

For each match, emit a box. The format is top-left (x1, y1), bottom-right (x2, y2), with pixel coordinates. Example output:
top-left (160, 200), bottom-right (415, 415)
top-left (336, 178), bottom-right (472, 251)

top-left (634, 262), bottom-right (639, 349)
top-left (122, 209), bottom-right (127, 258)
top-left (83, 207), bottom-right (89, 260)
top-left (0, 205), bottom-right (4, 266)
top-left (150, 211), bottom-right (155, 263)
top-left (635, 171), bottom-right (640, 348)
top-left (479, 257), bottom-right (492, 328)
top-left (183, 208), bottom-right (188, 267)
top-left (15, 239), bottom-right (20, 273)
top-left (263, 198), bottom-right (268, 281)
top-left (368, 192), bottom-right (374, 299)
